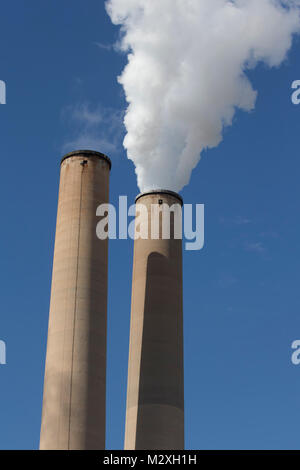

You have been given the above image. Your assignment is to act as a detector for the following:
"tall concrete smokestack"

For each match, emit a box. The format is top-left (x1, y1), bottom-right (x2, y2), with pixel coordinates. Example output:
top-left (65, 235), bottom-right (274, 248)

top-left (124, 190), bottom-right (184, 450)
top-left (40, 150), bottom-right (111, 450)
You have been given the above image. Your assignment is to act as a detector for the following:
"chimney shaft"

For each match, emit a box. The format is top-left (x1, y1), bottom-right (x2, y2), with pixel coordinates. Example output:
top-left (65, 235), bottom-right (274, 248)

top-left (40, 150), bottom-right (111, 450)
top-left (124, 190), bottom-right (184, 450)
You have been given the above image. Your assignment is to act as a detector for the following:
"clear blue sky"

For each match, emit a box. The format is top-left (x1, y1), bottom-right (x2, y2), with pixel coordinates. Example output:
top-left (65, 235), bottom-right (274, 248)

top-left (0, 0), bottom-right (300, 450)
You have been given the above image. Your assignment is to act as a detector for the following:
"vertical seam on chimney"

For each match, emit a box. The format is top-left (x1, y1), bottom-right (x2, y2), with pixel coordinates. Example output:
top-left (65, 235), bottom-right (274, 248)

top-left (58, 163), bottom-right (73, 448)
top-left (68, 163), bottom-right (84, 449)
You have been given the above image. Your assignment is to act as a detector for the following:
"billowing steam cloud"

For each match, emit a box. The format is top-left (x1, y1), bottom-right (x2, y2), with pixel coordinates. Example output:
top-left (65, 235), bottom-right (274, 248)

top-left (106, 0), bottom-right (300, 192)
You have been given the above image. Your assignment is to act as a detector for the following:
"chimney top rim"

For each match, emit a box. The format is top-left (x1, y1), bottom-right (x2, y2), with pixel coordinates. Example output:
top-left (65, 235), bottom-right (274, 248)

top-left (60, 150), bottom-right (111, 169)
top-left (135, 189), bottom-right (183, 205)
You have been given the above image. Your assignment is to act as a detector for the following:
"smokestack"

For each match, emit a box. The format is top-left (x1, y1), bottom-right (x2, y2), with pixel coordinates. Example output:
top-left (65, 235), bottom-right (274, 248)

top-left (125, 190), bottom-right (184, 450)
top-left (40, 150), bottom-right (111, 450)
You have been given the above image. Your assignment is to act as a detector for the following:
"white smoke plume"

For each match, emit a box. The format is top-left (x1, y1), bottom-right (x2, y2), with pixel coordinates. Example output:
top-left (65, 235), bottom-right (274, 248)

top-left (106, 0), bottom-right (300, 192)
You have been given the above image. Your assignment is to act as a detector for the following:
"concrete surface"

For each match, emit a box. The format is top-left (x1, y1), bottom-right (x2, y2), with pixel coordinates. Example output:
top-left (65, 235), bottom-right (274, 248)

top-left (40, 151), bottom-right (110, 449)
top-left (124, 191), bottom-right (184, 450)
